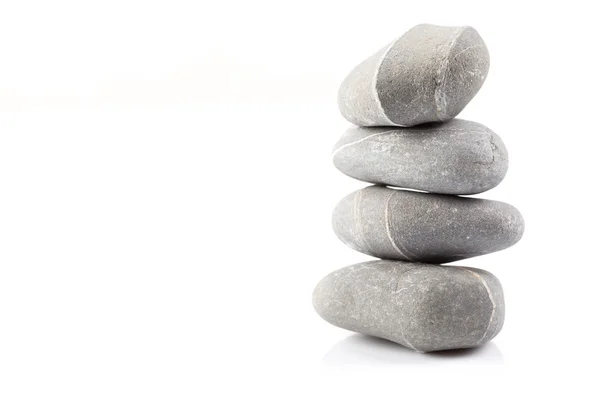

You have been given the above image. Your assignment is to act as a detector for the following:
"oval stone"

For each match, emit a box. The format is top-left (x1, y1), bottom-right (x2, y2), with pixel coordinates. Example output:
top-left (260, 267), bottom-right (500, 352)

top-left (332, 119), bottom-right (508, 195)
top-left (332, 186), bottom-right (524, 263)
top-left (313, 260), bottom-right (505, 352)
top-left (338, 24), bottom-right (489, 127)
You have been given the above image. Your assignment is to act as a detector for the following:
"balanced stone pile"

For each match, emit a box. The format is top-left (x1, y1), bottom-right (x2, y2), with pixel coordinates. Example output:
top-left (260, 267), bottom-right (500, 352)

top-left (313, 24), bottom-right (524, 353)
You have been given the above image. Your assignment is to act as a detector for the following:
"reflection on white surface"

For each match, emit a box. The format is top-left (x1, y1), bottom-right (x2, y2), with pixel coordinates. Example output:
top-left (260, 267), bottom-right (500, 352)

top-left (323, 334), bottom-right (504, 366)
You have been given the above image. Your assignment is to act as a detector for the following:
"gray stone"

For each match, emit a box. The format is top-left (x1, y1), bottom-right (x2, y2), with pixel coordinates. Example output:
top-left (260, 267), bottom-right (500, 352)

top-left (313, 260), bottom-right (505, 352)
top-left (338, 24), bottom-right (489, 127)
top-left (332, 119), bottom-right (508, 195)
top-left (332, 186), bottom-right (524, 263)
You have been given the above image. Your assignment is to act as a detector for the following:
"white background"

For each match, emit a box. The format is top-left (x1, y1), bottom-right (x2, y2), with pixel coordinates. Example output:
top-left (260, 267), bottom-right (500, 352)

top-left (0, 1), bottom-right (597, 398)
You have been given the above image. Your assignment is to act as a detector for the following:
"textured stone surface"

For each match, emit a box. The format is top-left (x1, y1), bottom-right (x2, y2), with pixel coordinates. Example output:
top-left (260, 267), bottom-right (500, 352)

top-left (332, 186), bottom-right (524, 263)
top-left (313, 260), bottom-right (505, 352)
top-left (338, 24), bottom-right (489, 127)
top-left (332, 119), bottom-right (508, 195)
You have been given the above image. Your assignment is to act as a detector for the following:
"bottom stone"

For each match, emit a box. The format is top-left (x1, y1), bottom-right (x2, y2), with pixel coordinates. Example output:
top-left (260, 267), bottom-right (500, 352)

top-left (313, 260), bottom-right (504, 353)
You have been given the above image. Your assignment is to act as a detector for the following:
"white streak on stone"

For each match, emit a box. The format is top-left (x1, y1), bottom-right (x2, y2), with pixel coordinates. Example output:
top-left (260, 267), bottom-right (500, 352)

top-left (331, 130), bottom-right (395, 159)
top-left (452, 44), bottom-right (485, 59)
top-left (338, 38), bottom-right (401, 126)
top-left (434, 27), bottom-right (466, 120)
top-left (372, 39), bottom-right (398, 125)
top-left (401, 334), bottom-right (419, 352)
top-left (462, 268), bottom-right (496, 345)
top-left (384, 190), bottom-right (414, 261)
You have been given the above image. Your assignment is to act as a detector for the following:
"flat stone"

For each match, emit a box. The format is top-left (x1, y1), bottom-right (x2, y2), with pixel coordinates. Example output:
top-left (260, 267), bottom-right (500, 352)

top-left (313, 260), bottom-right (505, 352)
top-left (338, 24), bottom-right (489, 127)
top-left (332, 119), bottom-right (508, 195)
top-left (332, 186), bottom-right (524, 263)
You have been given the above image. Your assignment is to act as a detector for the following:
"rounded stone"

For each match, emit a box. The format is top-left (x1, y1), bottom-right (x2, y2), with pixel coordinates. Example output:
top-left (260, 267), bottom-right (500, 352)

top-left (332, 186), bottom-right (524, 264)
top-left (338, 24), bottom-right (489, 127)
top-left (312, 260), bottom-right (505, 352)
top-left (332, 119), bottom-right (508, 195)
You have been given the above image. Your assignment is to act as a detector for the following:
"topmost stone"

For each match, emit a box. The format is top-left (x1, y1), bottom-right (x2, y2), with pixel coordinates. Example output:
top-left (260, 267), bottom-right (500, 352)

top-left (338, 24), bottom-right (489, 127)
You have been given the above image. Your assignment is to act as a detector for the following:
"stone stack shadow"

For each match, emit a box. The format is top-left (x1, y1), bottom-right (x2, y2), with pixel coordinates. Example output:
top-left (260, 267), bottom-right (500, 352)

top-left (313, 24), bottom-right (524, 353)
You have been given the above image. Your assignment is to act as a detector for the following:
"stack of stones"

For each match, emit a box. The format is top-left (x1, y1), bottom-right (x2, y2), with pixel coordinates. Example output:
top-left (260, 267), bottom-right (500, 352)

top-left (313, 24), bottom-right (524, 353)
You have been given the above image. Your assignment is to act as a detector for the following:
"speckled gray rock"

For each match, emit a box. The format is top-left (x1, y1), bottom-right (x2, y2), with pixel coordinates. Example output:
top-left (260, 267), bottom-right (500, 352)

top-left (313, 260), bottom-right (504, 352)
top-left (333, 186), bottom-right (524, 263)
top-left (332, 119), bottom-right (507, 195)
top-left (338, 24), bottom-right (489, 127)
